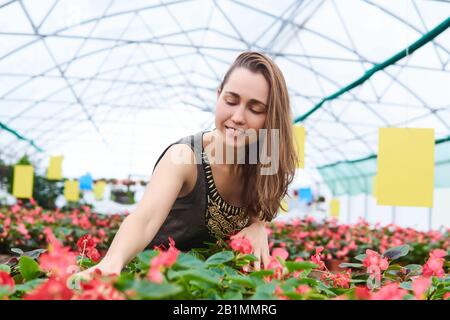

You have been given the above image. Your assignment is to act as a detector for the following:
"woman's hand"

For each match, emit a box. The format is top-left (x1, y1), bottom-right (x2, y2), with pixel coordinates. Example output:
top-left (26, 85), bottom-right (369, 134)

top-left (230, 220), bottom-right (270, 271)
top-left (73, 260), bottom-right (122, 283)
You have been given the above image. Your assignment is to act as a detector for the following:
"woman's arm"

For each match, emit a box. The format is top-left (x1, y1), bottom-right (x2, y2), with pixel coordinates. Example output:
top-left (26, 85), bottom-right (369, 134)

top-left (84, 144), bottom-right (196, 275)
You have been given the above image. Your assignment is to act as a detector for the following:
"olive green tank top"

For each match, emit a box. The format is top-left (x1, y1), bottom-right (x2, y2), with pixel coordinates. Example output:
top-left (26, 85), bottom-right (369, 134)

top-left (149, 131), bottom-right (249, 251)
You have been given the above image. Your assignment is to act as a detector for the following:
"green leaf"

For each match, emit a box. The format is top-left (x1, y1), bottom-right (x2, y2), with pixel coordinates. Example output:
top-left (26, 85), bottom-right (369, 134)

top-left (249, 270), bottom-right (274, 278)
top-left (19, 256), bottom-right (41, 281)
top-left (137, 250), bottom-right (158, 267)
top-left (133, 280), bottom-right (183, 299)
top-left (205, 251), bottom-right (234, 266)
top-left (0, 286), bottom-right (14, 298)
top-left (399, 281), bottom-right (413, 290)
top-left (241, 254), bottom-right (258, 262)
top-left (23, 249), bottom-right (46, 260)
top-left (0, 264), bottom-right (11, 273)
top-left (405, 264), bottom-right (423, 276)
top-left (228, 275), bottom-right (256, 288)
top-left (316, 283), bottom-right (336, 297)
top-left (338, 263), bottom-right (363, 269)
top-left (11, 248), bottom-right (24, 255)
top-left (382, 245), bottom-right (410, 260)
top-left (282, 291), bottom-right (304, 300)
top-left (251, 283), bottom-right (276, 300)
top-left (172, 269), bottom-right (220, 285)
top-left (14, 278), bottom-right (45, 292)
top-left (175, 253), bottom-right (205, 269)
top-left (387, 264), bottom-right (403, 271)
top-left (354, 254), bottom-right (366, 262)
top-left (285, 261), bottom-right (319, 273)
top-left (222, 290), bottom-right (243, 300)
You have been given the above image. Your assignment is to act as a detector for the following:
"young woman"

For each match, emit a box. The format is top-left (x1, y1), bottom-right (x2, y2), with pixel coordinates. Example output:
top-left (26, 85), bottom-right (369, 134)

top-left (83, 51), bottom-right (297, 275)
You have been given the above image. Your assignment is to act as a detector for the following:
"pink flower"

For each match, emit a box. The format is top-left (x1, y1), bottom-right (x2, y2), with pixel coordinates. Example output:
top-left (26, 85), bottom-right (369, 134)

top-left (412, 276), bottom-right (431, 300)
top-left (332, 270), bottom-right (352, 289)
top-left (430, 249), bottom-right (447, 259)
top-left (265, 257), bottom-right (284, 280)
top-left (371, 283), bottom-right (408, 300)
top-left (422, 249), bottom-right (446, 278)
top-left (147, 268), bottom-right (164, 284)
top-left (296, 285), bottom-right (311, 295)
top-left (310, 247), bottom-right (326, 270)
top-left (11, 204), bottom-right (21, 214)
top-left (363, 249), bottom-right (389, 276)
top-left (229, 237), bottom-right (252, 255)
top-left (17, 223), bottom-right (30, 239)
top-left (271, 248), bottom-right (289, 261)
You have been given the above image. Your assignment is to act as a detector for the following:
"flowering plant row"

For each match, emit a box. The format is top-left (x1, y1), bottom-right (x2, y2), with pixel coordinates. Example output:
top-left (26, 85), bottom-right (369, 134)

top-left (0, 230), bottom-right (448, 300)
top-left (0, 203), bottom-right (123, 255)
top-left (0, 204), bottom-right (449, 300)
top-left (2, 204), bottom-right (448, 266)
top-left (268, 217), bottom-right (449, 267)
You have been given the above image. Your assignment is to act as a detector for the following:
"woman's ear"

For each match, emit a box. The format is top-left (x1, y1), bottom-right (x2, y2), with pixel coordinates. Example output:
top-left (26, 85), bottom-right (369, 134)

top-left (217, 88), bottom-right (221, 99)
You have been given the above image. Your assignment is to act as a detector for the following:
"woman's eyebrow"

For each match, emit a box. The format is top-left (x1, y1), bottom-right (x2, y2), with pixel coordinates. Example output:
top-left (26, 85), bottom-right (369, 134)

top-left (224, 91), bottom-right (267, 107)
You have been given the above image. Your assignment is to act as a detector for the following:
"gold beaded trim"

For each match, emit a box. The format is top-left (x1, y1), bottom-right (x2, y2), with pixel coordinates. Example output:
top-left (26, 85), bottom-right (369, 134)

top-left (202, 151), bottom-right (249, 239)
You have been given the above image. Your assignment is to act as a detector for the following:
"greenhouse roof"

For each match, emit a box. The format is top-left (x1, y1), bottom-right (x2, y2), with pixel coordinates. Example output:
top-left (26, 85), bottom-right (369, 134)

top-left (0, 0), bottom-right (449, 183)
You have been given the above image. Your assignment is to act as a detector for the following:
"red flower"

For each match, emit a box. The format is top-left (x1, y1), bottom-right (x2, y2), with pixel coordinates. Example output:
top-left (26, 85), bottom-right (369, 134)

top-left (40, 228), bottom-right (77, 278)
top-left (296, 285), bottom-right (311, 295)
top-left (24, 277), bottom-right (74, 300)
top-left (229, 237), bottom-right (252, 255)
top-left (355, 286), bottom-right (372, 300)
top-left (77, 234), bottom-right (101, 262)
top-left (147, 237), bottom-right (180, 283)
top-left (74, 278), bottom-right (125, 300)
top-left (0, 271), bottom-right (14, 289)
top-left (77, 234), bottom-right (96, 253)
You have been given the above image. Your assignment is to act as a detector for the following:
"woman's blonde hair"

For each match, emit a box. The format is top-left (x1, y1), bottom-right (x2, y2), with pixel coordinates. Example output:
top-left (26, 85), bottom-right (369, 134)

top-left (219, 51), bottom-right (297, 221)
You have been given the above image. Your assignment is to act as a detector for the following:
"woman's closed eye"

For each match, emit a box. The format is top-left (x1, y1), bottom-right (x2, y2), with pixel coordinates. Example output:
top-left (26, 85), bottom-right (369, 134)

top-left (225, 99), bottom-right (238, 106)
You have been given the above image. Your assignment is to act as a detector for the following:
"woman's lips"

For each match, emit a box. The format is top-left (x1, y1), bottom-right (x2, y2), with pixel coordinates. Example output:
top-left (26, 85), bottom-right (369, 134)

top-left (225, 126), bottom-right (246, 137)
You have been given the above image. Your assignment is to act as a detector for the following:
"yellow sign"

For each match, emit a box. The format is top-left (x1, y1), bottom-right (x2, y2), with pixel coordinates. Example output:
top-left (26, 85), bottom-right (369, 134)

top-left (13, 165), bottom-right (34, 199)
top-left (64, 180), bottom-right (80, 202)
top-left (376, 128), bottom-right (434, 207)
top-left (373, 175), bottom-right (378, 198)
top-left (293, 125), bottom-right (305, 168)
top-left (280, 197), bottom-right (289, 213)
top-left (330, 199), bottom-right (340, 218)
top-left (47, 156), bottom-right (63, 180)
top-left (94, 181), bottom-right (106, 200)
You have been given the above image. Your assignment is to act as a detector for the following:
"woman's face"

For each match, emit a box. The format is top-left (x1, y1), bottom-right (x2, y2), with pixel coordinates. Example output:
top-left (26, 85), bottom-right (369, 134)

top-left (215, 67), bottom-right (269, 149)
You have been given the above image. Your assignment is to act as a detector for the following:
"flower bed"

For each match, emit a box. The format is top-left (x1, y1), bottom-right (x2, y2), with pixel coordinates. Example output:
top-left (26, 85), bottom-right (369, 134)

top-left (0, 203), bottom-right (123, 254)
top-left (0, 204), bottom-right (449, 300)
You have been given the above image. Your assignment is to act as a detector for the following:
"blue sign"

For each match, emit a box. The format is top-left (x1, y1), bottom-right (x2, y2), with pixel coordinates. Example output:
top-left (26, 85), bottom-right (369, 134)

top-left (299, 188), bottom-right (313, 203)
top-left (79, 173), bottom-right (93, 190)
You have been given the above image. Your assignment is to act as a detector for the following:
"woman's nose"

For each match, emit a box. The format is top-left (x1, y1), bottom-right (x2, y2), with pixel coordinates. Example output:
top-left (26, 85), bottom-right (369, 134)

top-left (230, 104), bottom-right (246, 124)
